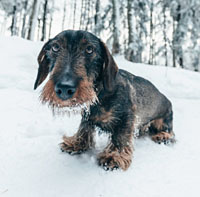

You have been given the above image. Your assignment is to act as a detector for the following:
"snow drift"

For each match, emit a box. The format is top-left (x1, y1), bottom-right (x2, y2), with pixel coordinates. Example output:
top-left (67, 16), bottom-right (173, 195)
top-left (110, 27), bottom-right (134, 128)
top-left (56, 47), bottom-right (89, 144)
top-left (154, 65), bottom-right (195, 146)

top-left (0, 36), bottom-right (200, 197)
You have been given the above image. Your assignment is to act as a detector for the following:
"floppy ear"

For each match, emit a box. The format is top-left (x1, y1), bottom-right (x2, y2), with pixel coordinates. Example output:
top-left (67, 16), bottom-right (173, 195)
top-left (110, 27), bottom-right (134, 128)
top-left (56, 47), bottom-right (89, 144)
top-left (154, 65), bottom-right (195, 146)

top-left (101, 41), bottom-right (118, 92)
top-left (34, 41), bottom-right (51, 90)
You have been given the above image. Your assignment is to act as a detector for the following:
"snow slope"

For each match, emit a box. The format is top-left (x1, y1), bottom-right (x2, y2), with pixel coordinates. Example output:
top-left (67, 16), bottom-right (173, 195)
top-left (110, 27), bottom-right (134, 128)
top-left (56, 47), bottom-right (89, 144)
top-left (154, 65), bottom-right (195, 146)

top-left (0, 36), bottom-right (200, 197)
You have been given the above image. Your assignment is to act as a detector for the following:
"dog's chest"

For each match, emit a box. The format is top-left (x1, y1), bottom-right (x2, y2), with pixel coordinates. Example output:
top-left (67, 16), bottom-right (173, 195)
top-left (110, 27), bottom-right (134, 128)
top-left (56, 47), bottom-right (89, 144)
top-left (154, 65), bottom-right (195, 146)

top-left (88, 106), bottom-right (116, 131)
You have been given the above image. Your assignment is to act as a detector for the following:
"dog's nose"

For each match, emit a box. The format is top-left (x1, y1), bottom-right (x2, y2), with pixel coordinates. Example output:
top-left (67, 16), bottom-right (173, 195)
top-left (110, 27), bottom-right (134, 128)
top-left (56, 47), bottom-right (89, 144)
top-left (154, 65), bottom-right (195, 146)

top-left (55, 80), bottom-right (76, 100)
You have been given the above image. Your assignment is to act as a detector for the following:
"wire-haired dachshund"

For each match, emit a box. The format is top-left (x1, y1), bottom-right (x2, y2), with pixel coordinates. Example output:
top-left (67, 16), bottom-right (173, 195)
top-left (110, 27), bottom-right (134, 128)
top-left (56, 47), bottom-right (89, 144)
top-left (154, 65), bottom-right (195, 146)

top-left (34, 30), bottom-right (175, 171)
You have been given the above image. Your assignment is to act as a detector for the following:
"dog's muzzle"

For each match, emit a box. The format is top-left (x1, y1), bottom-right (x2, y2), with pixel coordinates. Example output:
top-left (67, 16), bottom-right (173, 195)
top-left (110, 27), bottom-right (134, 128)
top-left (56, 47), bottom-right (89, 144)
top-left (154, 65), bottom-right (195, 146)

top-left (55, 79), bottom-right (76, 100)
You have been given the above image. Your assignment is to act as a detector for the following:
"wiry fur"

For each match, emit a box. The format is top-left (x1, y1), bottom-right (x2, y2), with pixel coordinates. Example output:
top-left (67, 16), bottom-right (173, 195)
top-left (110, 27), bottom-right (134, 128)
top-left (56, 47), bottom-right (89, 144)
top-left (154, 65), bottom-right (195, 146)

top-left (98, 144), bottom-right (133, 171)
top-left (40, 79), bottom-right (98, 115)
top-left (34, 30), bottom-right (175, 171)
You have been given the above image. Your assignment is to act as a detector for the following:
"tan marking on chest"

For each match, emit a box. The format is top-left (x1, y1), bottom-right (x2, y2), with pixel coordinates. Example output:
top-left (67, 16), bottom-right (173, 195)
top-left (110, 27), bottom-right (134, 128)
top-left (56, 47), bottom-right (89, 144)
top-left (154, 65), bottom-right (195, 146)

top-left (95, 108), bottom-right (114, 123)
top-left (90, 108), bottom-right (118, 126)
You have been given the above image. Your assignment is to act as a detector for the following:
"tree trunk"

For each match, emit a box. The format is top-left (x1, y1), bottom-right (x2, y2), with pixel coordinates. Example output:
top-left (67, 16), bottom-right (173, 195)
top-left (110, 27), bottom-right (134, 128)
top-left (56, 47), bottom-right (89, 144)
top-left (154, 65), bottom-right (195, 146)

top-left (177, 5), bottom-right (183, 68)
top-left (27, 0), bottom-right (40, 40)
top-left (172, 19), bottom-right (176, 68)
top-left (79, 0), bottom-right (84, 29)
top-left (126, 0), bottom-right (135, 61)
top-left (21, 0), bottom-right (28, 38)
top-left (148, 0), bottom-right (154, 64)
top-left (94, 0), bottom-right (100, 36)
top-left (163, 4), bottom-right (168, 67)
top-left (73, 0), bottom-right (77, 29)
top-left (11, 4), bottom-right (17, 36)
top-left (62, 0), bottom-right (67, 30)
top-left (111, 0), bottom-right (120, 54)
top-left (41, 0), bottom-right (48, 41)
top-left (48, 0), bottom-right (54, 39)
top-left (85, 0), bottom-right (91, 31)
top-left (82, 0), bottom-right (87, 30)
top-left (37, 18), bottom-right (41, 40)
top-left (172, 4), bottom-right (184, 68)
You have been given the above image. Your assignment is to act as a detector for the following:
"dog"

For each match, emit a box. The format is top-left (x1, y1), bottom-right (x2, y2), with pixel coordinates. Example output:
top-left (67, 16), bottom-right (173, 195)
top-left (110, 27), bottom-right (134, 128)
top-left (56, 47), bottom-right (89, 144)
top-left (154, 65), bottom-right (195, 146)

top-left (34, 30), bottom-right (175, 171)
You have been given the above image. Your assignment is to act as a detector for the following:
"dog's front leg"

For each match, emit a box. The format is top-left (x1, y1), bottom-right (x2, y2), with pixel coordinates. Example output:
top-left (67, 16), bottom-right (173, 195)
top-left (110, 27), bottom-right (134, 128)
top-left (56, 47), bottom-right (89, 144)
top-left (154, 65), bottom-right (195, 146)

top-left (60, 121), bottom-right (95, 155)
top-left (97, 128), bottom-right (133, 171)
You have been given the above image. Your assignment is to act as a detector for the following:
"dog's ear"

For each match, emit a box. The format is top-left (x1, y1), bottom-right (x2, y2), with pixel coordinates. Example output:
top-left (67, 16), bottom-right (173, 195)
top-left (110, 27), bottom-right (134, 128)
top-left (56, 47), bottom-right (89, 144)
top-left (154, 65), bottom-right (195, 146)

top-left (100, 41), bottom-right (118, 92)
top-left (34, 40), bottom-right (51, 90)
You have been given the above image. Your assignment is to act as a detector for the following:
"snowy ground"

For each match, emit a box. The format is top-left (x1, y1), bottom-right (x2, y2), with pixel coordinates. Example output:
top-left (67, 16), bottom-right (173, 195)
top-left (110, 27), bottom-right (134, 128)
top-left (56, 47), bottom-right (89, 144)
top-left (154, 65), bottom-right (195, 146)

top-left (0, 36), bottom-right (200, 197)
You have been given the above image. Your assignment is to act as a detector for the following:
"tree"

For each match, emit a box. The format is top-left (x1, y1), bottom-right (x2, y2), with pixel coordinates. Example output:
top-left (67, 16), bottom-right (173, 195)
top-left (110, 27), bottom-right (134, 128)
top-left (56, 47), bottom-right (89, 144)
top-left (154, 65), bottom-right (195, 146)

top-left (10, 2), bottom-right (17, 36)
top-left (126, 0), bottom-right (147, 63)
top-left (21, 0), bottom-right (29, 38)
top-left (94, 0), bottom-right (101, 36)
top-left (73, 0), bottom-right (77, 29)
top-left (111, 0), bottom-right (120, 54)
top-left (62, 0), bottom-right (67, 30)
top-left (148, 0), bottom-right (154, 65)
top-left (48, 0), bottom-right (55, 39)
top-left (41, 0), bottom-right (48, 41)
top-left (126, 0), bottom-right (135, 61)
top-left (187, 1), bottom-right (200, 72)
top-left (27, 0), bottom-right (41, 40)
top-left (0, 0), bottom-right (24, 36)
top-left (170, 0), bottom-right (189, 68)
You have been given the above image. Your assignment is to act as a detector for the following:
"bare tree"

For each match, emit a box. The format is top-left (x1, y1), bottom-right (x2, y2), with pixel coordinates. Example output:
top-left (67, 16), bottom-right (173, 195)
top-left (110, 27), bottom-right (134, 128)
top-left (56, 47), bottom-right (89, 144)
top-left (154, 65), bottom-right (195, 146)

top-left (79, 0), bottom-right (84, 29)
top-left (148, 0), bottom-right (154, 65)
top-left (170, 1), bottom-right (187, 68)
top-left (48, 0), bottom-right (55, 39)
top-left (85, 0), bottom-right (91, 31)
top-left (126, 0), bottom-right (134, 61)
top-left (41, 0), bottom-right (48, 41)
top-left (94, 0), bottom-right (101, 36)
top-left (111, 0), bottom-right (120, 54)
top-left (27, 0), bottom-right (41, 40)
top-left (162, 2), bottom-right (168, 67)
top-left (73, 0), bottom-right (77, 29)
top-left (10, 3), bottom-right (17, 36)
top-left (173, 4), bottom-right (183, 68)
top-left (21, 0), bottom-right (28, 38)
top-left (62, 0), bottom-right (67, 30)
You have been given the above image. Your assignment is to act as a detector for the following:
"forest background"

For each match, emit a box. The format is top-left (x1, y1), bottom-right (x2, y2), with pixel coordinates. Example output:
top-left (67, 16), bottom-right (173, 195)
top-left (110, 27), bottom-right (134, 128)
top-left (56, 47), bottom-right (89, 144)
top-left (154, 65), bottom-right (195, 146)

top-left (0, 0), bottom-right (200, 72)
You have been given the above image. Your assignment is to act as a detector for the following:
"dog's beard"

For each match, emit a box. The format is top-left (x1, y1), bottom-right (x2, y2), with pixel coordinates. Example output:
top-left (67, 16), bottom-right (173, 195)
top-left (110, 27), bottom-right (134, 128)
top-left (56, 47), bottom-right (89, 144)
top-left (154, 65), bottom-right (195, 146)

top-left (40, 80), bottom-right (98, 116)
top-left (47, 97), bottom-right (98, 116)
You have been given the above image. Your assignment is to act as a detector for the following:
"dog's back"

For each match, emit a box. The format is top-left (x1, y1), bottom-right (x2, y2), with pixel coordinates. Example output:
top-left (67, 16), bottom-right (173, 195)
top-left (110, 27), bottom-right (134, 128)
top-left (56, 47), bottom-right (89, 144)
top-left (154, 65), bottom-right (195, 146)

top-left (118, 69), bottom-right (173, 136)
top-left (119, 69), bottom-right (172, 123)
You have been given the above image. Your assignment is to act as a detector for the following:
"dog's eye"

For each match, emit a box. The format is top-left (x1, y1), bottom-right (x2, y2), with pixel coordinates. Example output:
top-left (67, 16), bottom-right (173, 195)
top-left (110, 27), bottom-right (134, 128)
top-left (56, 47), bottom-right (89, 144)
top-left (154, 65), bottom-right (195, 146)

top-left (52, 43), bottom-right (60, 52)
top-left (85, 46), bottom-right (93, 54)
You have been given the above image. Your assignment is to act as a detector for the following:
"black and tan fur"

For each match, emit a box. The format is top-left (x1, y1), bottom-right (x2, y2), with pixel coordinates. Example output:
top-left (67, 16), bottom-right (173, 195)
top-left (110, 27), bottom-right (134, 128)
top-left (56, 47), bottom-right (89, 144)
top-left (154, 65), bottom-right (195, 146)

top-left (34, 30), bottom-right (175, 171)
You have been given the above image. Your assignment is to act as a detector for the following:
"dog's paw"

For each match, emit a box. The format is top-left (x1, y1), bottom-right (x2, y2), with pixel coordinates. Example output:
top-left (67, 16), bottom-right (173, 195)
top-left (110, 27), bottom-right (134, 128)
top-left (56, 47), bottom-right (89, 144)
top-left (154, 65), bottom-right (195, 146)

top-left (59, 135), bottom-right (87, 155)
top-left (152, 131), bottom-right (175, 144)
top-left (60, 142), bottom-right (84, 155)
top-left (98, 155), bottom-right (120, 171)
top-left (97, 146), bottom-right (132, 171)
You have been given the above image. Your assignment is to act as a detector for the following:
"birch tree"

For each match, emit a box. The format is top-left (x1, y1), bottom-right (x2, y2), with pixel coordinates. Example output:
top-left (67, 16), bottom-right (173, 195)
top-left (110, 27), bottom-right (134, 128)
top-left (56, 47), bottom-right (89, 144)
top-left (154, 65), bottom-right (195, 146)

top-left (27, 0), bottom-right (41, 40)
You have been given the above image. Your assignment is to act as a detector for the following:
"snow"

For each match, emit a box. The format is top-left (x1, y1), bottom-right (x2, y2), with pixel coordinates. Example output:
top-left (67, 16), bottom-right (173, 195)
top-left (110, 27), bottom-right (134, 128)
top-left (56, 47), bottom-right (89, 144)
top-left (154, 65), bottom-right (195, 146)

top-left (0, 36), bottom-right (200, 197)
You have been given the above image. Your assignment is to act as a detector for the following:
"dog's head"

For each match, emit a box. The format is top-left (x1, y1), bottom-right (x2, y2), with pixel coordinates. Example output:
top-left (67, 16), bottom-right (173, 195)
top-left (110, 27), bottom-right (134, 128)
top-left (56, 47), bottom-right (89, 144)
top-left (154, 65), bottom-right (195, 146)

top-left (34, 30), bottom-right (118, 112)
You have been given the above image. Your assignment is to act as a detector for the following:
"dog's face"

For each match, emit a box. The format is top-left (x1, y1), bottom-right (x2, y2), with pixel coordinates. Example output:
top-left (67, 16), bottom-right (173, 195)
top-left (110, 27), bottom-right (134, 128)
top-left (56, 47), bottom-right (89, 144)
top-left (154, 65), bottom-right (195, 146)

top-left (34, 30), bottom-right (118, 112)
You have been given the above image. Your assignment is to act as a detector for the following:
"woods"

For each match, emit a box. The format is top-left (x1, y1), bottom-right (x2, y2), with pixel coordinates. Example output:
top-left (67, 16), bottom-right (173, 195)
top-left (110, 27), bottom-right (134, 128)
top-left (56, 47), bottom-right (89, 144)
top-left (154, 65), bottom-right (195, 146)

top-left (0, 0), bottom-right (200, 72)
